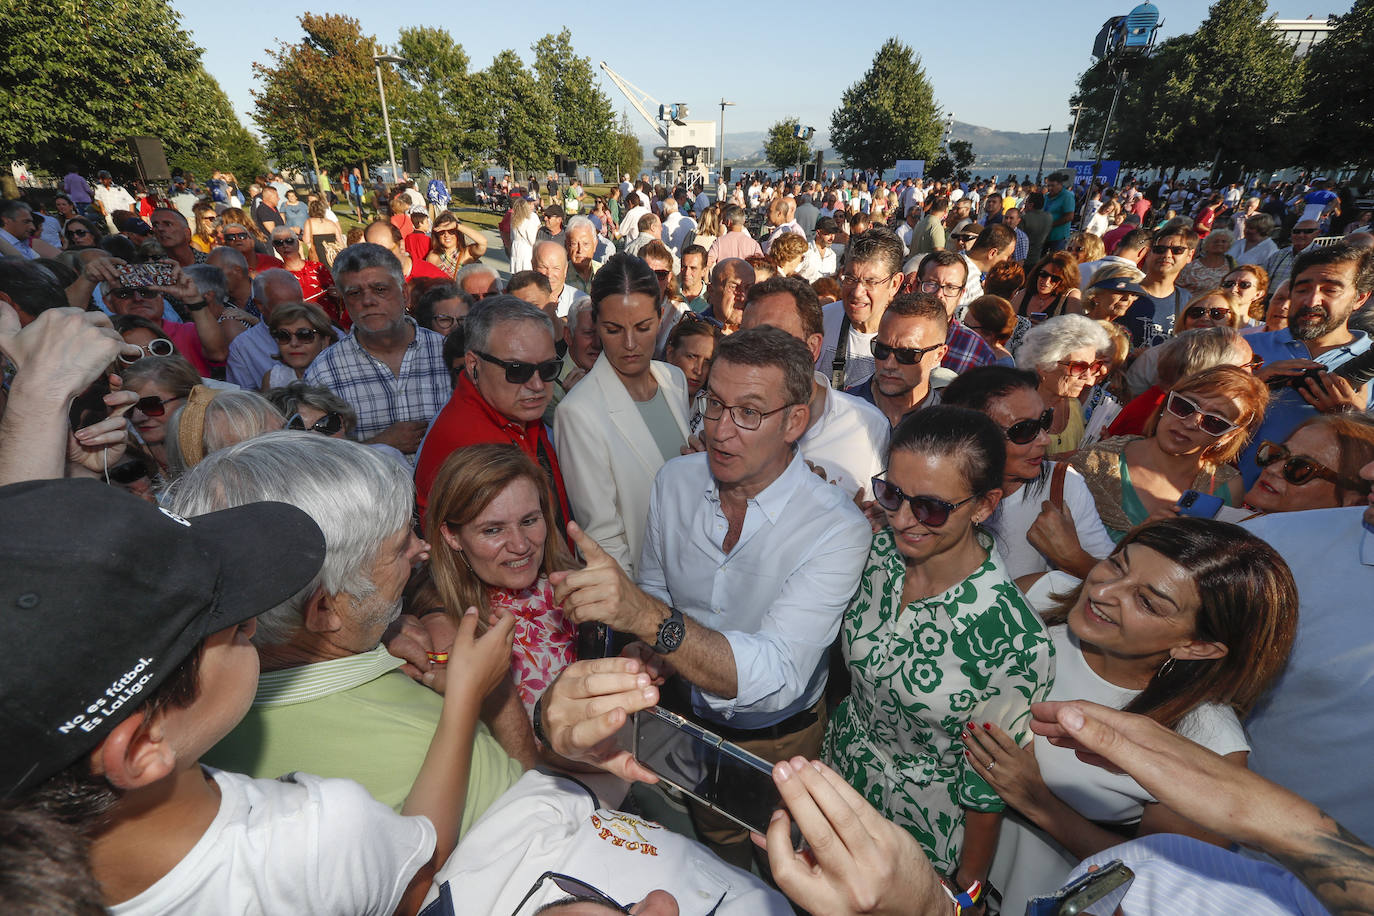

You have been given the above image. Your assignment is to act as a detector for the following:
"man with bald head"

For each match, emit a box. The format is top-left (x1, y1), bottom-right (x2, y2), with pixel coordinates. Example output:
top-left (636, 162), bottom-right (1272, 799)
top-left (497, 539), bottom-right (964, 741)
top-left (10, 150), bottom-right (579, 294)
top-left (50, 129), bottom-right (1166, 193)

top-left (702, 258), bottom-right (755, 334)
top-left (564, 216), bottom-right (603, 292)
top-left (533, 239), bottom-right (589, 319)
top-left (456, 262), bottom-right (503, 300)
top-left (362, 219), bottom-right (448, 282)
top-left (226, 267), bottom-right (308, 388)
top-left (762, 197), bottom-right (803, 255)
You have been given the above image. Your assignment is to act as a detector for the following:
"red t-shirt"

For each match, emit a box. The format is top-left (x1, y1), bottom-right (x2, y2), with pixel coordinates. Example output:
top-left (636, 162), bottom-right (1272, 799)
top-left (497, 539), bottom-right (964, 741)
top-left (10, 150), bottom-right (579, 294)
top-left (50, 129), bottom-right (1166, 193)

top-left (253, 253), bottom-right (284, 275)
top-left (407, 257), bottom-right (449, 281)
top-left (405, 232), bottom-right (432, 264)
top-left (1107, 386), bottom-right (1166, 437)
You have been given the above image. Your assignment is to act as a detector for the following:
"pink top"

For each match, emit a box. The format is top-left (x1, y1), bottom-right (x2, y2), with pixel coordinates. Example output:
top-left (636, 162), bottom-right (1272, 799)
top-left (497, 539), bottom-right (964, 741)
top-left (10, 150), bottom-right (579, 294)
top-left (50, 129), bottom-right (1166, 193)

top-left (488, 577), bottom-right (576, 714)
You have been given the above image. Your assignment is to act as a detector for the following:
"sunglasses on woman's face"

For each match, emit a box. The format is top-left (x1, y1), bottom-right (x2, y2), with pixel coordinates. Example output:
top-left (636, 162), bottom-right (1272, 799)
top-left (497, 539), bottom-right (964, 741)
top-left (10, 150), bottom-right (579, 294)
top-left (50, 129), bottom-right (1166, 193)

top-left (1184, 305), bottom-right (1231, 322)
top-left (66, 227), bottom-right (92, 240)
top-left (870, 476), bottom-right (977, 528)
top-left (1036, 270), bottom-right (1061, 283)
top-left (222, 231), bottom-right (251, 242)
top-left (132, 394), bottom-right (184, 417)
top-left (1255, 440), bottom-right (1370, 492)
top-left (1164, 391), bottom-right (1238, 436)
top-left (1221, 279), bottom-right (1254, 290)
top-left (286, 411), bottom-right (344, 435)
top-left (1058, 359), bottom-right (1105, 378)
top-left (1003, 408), bottom-right (1054, 445)
top-left (272, 237), bottom-right (298, 248)
top-left (271, 328), bottom-right (322, 343)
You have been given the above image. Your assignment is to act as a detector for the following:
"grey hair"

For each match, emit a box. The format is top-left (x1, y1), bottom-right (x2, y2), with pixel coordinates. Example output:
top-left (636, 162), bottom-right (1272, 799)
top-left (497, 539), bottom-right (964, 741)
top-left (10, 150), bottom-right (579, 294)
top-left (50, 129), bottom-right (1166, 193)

top-left (164, 389), bottom-right (286, 479)
top-left (331, 242), bottom-right (404, 288)
top-left (1247, 213), bottom-right (1275, 236)
top-left (166, 432), bottom-right (413, 646)
top-left (463, 294), bottom-right (555, 355)
top-left (1088, 262), bottom-right (1145, 286)
top-left (183, 264), bottom-right (227, 304)
top-left (207, 245), bottom-right (248, 273)
top-left (661, 198), bottom-right (678, 215)
top-left (1015, 313), bottom-right (1112, 372)
top-left (456, 261), bottom-right (503, 292)
top-left (1206, 228), bottom-right (1235, 249)
top-left (1157, 327), bottom-right (1246, 388)
top-left (566, 294), bottom-right (595, 329)
top-left (252, 267), bottom-right (301, 304)
top-left (263, 381), bottom-right (359, 437)
top-left (565, 215), bottom-right (596, 238)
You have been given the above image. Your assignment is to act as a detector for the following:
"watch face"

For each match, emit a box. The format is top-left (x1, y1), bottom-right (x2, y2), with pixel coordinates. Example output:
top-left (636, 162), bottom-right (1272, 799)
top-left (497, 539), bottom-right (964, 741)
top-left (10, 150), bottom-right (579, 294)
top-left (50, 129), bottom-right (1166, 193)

top-left (658, 619), bottom-right (686, 651)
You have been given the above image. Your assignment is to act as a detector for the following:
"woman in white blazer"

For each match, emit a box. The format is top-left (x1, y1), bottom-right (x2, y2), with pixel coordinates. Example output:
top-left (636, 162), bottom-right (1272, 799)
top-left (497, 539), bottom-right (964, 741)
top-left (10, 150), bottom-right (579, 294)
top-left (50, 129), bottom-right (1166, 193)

top-left (554, 254), bottom-right (691, 577)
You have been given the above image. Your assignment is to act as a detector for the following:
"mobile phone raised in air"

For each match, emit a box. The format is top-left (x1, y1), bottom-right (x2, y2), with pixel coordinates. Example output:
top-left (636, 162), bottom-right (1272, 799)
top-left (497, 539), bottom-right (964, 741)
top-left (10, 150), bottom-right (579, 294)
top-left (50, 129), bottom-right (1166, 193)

top-left (68, 374), bottom-right (111, 431)
top-left (1176, 489), bottom-right (1224, 519)
top-left (1024, 860), bottom-right (1134, 916)
top-left (114, 262), bottom-right (174, 288)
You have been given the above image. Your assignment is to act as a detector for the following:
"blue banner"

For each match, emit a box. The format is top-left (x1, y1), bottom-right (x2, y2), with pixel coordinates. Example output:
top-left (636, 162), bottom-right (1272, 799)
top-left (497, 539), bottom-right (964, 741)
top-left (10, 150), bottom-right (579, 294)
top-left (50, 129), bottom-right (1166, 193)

top-left (1068, 160), bottom-right (1121, 187)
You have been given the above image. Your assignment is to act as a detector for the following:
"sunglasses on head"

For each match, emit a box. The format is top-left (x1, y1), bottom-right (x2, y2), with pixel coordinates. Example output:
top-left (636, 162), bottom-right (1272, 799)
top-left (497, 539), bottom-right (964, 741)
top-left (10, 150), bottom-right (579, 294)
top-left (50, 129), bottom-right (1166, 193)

top-left (870, 338), bottom-right (943, 365)
top-left (286, 411), bottom-right (344, 435)
top-left (477, 350), bottom-right (561, 385)
top-left (271, 328), bottom-right (322, 343)
top-left (1152, 244), bottom-right (1189, 255)
top-left (1221, 278), bottom-right (1254, 290)
top-left (132, 394), bottom-right (184, 417)
top-left (1184, 305), bottom-right (1232, 322)
top-left (1164, 390), bottom-right (1238, 436)
top-left (870, 476), bottom-right (977, 528)
top-left (1004, 408), bottom-right (1055, 445)
top-left (1255, 440), bottom-right (1370, 492)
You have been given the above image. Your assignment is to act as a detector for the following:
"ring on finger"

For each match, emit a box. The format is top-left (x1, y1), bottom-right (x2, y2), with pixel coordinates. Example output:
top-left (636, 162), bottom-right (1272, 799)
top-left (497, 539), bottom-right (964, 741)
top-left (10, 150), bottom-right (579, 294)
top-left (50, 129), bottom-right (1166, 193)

top-left (426, 651), bottom-right (449, 666)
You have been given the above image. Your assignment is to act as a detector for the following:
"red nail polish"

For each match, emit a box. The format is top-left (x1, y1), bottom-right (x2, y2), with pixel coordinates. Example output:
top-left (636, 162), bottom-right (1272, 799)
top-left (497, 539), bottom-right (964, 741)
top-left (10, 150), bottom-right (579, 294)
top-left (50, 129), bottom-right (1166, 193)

top-left (983, 723), bottom-right (992, 730)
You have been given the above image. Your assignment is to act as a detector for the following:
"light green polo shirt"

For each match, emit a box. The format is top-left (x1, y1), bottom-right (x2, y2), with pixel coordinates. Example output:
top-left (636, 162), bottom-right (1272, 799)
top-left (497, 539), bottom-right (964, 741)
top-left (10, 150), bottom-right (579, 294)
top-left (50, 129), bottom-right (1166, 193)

top-left (203, 646), bottom-right (523, 837)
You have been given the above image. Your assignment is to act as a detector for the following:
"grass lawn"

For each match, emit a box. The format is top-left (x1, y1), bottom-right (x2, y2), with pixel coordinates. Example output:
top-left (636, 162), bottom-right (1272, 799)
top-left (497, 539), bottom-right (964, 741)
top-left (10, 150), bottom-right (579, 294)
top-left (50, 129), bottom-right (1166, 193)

top-left (327, 182), bottom-right (621, 236)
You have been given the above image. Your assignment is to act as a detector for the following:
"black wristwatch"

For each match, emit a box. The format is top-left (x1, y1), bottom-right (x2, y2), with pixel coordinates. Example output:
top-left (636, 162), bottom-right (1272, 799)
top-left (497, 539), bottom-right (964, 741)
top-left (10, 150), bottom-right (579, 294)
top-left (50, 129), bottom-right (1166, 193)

top-left (185, 297), bottom-right (208, 312)
top-left (531, 694), bottom-right (548, 747)
top-left (652, 607), bottom-right (686, 655)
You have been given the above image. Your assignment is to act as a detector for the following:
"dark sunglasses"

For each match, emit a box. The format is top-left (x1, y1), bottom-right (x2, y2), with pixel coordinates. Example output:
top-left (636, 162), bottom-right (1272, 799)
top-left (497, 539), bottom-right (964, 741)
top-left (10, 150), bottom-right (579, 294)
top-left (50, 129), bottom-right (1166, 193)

top-left (66, 227), bottom-right (92, 239)
top-left (1164, 390), bottom-right (1237, 436)
top-left (1221, 278), bottom-right (1254, 290)
top-left (110, 287), bottom-right (160, 300)
top-left (1058, 358), bottom-right (1106, 377)
top-left (652, 269), bottom-right (671, 281)
top-left (870, 476), bottom-right (978, 527)
top-left (1255, 440), bottom-right (1369, 492)
top-left (1004, 408), bottom-right (1055, 445)
top-left (1036, 269), bottom-right (1063, 282)
top-left (271, 328), bottom-right (322, 343)
top-left (107, 457), bottom-right (153, 486)
top-left (222, 231), bottom-right (251, 242)
top-left (286, 411), bottom-right (344, 435)
top-left (1184, 305), bottom-right (1232, 322)
top-left (272, 237), bottom-right (298, 248)
top-left (1151, 244), bottom-right (1189, 256)
top-left (132, 394), bottom-right (184, 417)
top-left (1291, 228), bottom-right (1319, 234)
top-left (477, 350), bottom-right (561, 385)
top-left (870, 338), bottom-right (942, 365)
top-left (509, 871), bottom-right (628, 916)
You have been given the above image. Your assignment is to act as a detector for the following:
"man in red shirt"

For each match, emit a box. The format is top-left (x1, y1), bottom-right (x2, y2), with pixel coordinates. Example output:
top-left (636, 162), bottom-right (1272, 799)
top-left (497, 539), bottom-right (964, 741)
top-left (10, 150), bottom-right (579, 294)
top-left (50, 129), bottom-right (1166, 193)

top-left (414, 295), bottom-right (572, 529)
top-left (363, 220), bottom-right (449, 281)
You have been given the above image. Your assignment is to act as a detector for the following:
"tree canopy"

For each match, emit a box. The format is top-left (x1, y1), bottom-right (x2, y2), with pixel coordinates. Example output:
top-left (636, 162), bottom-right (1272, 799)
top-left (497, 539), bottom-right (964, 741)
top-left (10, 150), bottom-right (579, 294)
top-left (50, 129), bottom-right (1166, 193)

top-left (829, 39), bottom-right (942, 174)
top-left (393, 26), bottom-right (478, 181)
top-left (531, 29), bottom-right (618, 172)
top-left (1299, 0), bottom-right (1374, 170)
top-left (764, 119), bottom-right (812, 172)
top-left (469, 50), bottom-right (555, 174)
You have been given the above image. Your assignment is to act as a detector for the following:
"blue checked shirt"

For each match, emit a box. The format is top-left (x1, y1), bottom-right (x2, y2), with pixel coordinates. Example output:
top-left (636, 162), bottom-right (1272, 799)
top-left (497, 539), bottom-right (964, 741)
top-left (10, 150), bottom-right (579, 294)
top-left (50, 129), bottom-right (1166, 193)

top-left (304, 317), bottom-right (452, 447)
top-left (941, 320), bottom-right (997, 374)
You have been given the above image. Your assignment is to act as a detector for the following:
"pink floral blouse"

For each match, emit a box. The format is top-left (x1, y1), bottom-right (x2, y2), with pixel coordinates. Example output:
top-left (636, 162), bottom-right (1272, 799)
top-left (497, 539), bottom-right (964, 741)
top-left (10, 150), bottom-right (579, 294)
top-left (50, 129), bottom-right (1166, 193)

top-left (488, 577), bottom-right (577, 714)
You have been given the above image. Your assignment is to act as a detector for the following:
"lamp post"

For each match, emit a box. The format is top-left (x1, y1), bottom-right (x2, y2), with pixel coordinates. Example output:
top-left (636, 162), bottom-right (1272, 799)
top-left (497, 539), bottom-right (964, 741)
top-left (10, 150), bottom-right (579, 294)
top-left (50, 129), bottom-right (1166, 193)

top-left (1065, 105), bottom-right (1084, 167)
top-left (718, 99), bottom-right (735, 187)
top-left (373, 52), bottom-right (407, 185)
top-left (1035, 126), bottom-right (1053, 184)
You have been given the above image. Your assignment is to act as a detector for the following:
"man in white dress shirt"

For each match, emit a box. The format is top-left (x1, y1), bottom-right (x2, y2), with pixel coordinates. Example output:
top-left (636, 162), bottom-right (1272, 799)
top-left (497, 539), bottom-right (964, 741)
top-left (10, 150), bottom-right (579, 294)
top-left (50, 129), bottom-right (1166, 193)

top-left (550, 326), bottom-right (871, 871)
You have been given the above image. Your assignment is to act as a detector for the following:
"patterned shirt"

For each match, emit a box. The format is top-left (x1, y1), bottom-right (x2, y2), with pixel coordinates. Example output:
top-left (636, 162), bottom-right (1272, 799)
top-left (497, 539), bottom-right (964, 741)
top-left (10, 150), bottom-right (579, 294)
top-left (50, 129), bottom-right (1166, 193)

top-left (304, 317), bottom-right (451, 447)
top-left (941, 320), bottom-right (997, 374)
top-left (488, 578), bottom-right (576, 715)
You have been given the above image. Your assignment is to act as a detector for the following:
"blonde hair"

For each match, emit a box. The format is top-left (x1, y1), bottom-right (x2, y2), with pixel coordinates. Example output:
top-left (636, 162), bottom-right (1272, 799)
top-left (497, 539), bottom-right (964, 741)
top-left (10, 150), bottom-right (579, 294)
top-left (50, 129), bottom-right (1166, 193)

top-left (1176, 288), bottom-right (1247, 332)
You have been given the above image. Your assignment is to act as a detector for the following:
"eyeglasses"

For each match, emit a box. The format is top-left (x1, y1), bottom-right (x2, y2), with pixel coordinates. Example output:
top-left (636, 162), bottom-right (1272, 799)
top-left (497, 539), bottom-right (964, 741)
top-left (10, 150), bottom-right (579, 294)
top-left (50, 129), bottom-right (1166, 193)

top-left (222, 231), bottom-right (251, 242)
top-left (1003, 408), bottom-right (1055, 445)
top-left (271, 328), bottom-right (323, 343)
top-left (955, 234), bottom-right (979, 243)
top-left (1255, 440), bottom-right (1370, 492)
top-left (839, 271), bottom-right (898, 291)
top-left (117, 338), bottom-right (174, 364)
top-left (1058, 358), bottom-right (1106, 377)
top-left (1164, 391), bottom-right (1239, 436)
top-left (1221, 279), bottom-right (1254, 290)
top-left (870, 338), bottom-right (943, 365)
top-left (431, 314), bottom-right (462, 330)
top-left (286, 411), bottom-right (344, 435)
top-left (510, 871), bottom-right (628, 916)
top-left (698, 393), bottom-right (795, 430)
top-left (919, 279), bottom-right (965, 297)
top-left (109, 287), bottom-right (160, 300)
top-left (477, 351), bottom-right (561, 385)
top-left (1183, 305), bottom-right (1232, 322)
top-left (1036, 270), bottom-right (1063, 284)
top-left (65, 227), bottom-right (91, 240)
top-left (131, 394), bottom-right (184, 417)
top-left (652, 269), bottom-right (671, 281)
top-left (870, 476), bottom-right (978, 527)
top-left (272, 237), bottom-right (298, 248)
top-left (1151, 244), bottom-right (1190, 256)
top-left (1291, 228), bottom-right (1319, 235)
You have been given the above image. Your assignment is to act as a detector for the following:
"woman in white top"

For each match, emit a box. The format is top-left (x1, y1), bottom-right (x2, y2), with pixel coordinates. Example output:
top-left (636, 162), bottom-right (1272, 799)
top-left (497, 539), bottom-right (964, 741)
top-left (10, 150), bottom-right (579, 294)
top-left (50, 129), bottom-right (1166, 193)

top-left (508, 198), bottom-right (540, 274)
top-left (965, 518), bottom-right (1298, 916)
top-left (553, 253), bottom-right (691, 577)
top-left (1228, 212), bottom-right (1279, 267)
top-left (941, 366), bottom-right (1116, 589)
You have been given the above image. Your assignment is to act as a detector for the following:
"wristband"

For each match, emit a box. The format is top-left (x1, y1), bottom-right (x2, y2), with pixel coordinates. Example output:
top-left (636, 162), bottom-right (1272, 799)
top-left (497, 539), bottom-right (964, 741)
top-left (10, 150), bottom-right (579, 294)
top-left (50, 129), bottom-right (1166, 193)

top-left (185, 297), bottom-right (208, 312)
top-left (939, 877), bottom-right (984, 914)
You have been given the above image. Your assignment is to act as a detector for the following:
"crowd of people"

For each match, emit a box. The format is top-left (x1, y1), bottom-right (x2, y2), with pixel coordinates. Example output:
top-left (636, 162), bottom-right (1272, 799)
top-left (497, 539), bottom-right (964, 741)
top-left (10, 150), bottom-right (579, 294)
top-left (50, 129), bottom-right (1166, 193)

top-left (3, 160), bottom-right (1374, 916)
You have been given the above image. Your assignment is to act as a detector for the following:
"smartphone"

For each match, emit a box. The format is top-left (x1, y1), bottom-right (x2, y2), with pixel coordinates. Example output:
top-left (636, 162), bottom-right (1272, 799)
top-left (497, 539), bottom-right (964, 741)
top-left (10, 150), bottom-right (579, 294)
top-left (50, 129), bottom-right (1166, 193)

top-left (1176, 489), bottom-right (1224, 519)
top-left (1024, 860), bottom-right (1133, 916)
top-left (575, 622), bottom-right (633, 660)
top-left (616, 706), bottom-right (801, 846)
top-left (68, 375), bottom-right (111, 431)
top-left (114, 262), bottom-right (173, 288)
top-left (1030, 311), bottom-right (1049, 323)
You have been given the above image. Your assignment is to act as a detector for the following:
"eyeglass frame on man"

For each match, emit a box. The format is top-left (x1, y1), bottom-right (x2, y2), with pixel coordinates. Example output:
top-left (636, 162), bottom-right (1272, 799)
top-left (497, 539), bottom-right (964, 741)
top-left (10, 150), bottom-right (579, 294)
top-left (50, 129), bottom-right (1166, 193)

top-left (870, 338), bottom-right (944, 366)
top-left (839, 270), bottom-right (898, 291)
top-left (697, 392), bottom-right (797, 431)
top-left (509, 871), bottom-right (628, 916)
top-left (476, 350), bottom-right (561, 385)
top-left (918, 279), bottom-right (965, 297)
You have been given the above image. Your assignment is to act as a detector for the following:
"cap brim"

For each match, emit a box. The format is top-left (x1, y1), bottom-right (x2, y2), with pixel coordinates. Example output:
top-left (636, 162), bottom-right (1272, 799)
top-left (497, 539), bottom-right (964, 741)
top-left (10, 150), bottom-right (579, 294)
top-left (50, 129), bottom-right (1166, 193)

top-left (188, 501), bottom-right (327, 635)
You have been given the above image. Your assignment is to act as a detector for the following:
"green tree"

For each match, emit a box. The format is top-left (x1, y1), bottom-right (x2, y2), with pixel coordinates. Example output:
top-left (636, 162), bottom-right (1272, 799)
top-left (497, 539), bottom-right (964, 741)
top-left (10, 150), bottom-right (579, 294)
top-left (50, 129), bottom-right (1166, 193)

top-left (0, 0), bottom-right (261, 178)
top-left (607, 112), bottom-right (644, 184)
top-left (469, 50), bottom-right (555, 175)
top-left (764, 118), bottom-right (812, 172)
top-left (531, 29), bottom-right (618, 172)
top-left (928, 139), bottom-right (976, 184)
top-left (393, 26), bottom-right (475, 183)
top-left (252, 13), bottom-right (397, 180)
top-left (1299, 2), bottom-right (1374, 170)
top-left (829, 38), bottom-right (942, 175)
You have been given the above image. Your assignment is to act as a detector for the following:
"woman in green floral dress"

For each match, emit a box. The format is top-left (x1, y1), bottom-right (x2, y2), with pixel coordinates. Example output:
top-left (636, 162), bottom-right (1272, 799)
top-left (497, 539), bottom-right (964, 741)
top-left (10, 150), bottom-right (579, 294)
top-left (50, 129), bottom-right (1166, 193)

top-left (824, 406), bottom-right (1055, 895)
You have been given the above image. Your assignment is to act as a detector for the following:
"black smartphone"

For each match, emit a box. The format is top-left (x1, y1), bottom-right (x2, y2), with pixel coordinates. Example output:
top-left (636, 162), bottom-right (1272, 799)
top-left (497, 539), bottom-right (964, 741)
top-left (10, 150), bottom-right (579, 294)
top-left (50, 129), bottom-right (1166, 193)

top-left (1024, 860), bottom-right (1134, 916)
top-left (68, 375), bottom-right (111, 431)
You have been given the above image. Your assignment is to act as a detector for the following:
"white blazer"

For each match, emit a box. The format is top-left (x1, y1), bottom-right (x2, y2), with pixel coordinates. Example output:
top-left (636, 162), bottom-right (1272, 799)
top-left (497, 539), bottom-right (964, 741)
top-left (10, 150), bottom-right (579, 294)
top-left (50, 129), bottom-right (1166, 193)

top-left (554, 354), bottom-right (691, 578)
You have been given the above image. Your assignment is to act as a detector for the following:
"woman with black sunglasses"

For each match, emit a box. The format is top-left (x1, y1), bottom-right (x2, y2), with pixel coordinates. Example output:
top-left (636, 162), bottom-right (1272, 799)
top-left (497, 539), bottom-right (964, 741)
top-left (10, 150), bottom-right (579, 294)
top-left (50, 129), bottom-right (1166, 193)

top-left (1242, 414), bottom-right (1374, 514)
top-left (824, 405), bottom-right (1053, 907)
top-left (1069, 365), bottom-right (1268, 541)
top-left (262, 301), bottom-right (338, 390)
top-left (61, 216), bottom-right (103, 250)
top-left (119, 354), bottom-right (201, 476)
top-left (942, 367), bottom-right (1116, 588)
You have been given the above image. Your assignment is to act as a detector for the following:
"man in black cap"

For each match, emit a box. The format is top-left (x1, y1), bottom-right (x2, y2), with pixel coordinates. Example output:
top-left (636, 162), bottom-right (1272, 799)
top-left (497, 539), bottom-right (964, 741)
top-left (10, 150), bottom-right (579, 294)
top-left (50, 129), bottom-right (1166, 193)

top-left (537, 204), bottom-right (566, 246)
top-left (0, 477), bottom-right (508, 914)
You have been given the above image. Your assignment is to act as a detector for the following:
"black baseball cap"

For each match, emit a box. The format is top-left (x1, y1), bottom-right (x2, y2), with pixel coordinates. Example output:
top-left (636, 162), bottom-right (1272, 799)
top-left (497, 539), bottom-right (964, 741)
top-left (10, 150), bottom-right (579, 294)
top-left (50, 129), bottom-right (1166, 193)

top-left (1089, 275), bottom-right (1148, 297)
top-left (0, 479), bottom-right (326, 797)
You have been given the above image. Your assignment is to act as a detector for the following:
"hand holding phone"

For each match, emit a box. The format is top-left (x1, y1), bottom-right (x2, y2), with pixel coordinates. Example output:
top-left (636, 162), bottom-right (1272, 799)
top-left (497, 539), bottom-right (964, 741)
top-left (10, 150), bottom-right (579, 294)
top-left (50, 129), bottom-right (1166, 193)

top-left (1176, 489), bottom-right (1224, 519)
top-left (1025, 860), bottom-right (1133, 915)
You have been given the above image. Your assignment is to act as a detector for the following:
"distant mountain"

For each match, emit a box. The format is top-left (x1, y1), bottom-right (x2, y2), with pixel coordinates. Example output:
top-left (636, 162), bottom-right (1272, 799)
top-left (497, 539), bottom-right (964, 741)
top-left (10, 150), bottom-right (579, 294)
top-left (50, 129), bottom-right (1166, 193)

top-left (638, 121), bottom-right (1083, 175)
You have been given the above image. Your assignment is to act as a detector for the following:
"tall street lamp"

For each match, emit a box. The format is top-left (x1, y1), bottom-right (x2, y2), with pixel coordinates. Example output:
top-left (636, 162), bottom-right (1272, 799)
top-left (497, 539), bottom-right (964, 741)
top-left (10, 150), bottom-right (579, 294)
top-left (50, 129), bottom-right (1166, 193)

top-left (718, 99), bottom-right (735, 186)
top-left (1035, 126), bottom-right (1053, 184)
top-left (373, 52), bottom-right (407, 185)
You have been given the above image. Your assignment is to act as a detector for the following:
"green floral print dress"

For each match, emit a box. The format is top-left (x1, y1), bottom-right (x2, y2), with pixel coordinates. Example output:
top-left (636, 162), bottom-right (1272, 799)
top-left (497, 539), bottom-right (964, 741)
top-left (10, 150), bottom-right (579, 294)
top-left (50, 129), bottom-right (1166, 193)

top-left (823, 528), bottom-right (1055, 873)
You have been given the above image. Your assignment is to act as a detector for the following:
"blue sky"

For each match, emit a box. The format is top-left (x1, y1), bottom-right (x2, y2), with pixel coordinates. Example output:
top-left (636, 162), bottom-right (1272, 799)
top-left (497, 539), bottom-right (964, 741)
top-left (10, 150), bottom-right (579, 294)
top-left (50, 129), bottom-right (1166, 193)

top-left (185, 0), bottom-right (1338, 140)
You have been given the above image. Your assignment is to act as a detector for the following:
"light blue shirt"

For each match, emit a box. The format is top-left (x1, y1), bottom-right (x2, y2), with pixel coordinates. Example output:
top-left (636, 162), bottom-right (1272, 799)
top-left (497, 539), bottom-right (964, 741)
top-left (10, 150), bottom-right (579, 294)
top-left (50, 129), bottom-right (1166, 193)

top-left (0, 227), bottom-right (37, 259)
top-left (1240, 327), bottom-right (1373, 486)
top-left (1244, 507), bottom-right (1374, 845)
top-left (226, 322), bottom-right (278, 389)
top-left (637, 450), bottom-right (871, 729)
